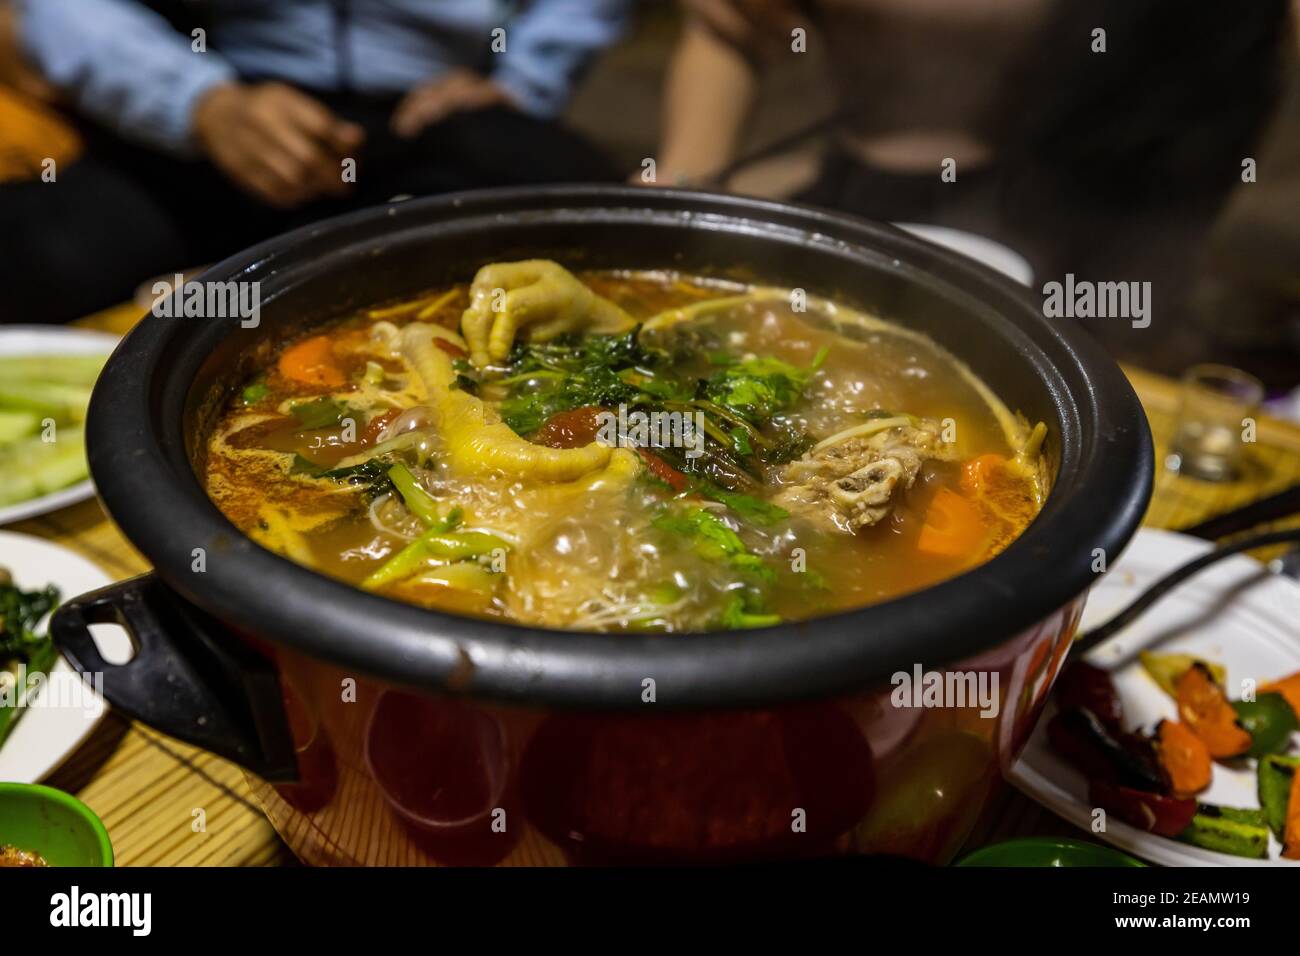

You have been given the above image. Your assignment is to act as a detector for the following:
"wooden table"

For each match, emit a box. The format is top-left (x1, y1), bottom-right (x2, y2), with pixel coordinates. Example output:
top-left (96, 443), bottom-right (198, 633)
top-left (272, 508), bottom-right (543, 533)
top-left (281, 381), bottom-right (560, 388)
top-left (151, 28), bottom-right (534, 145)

top-left (12, 303), bottom-right (1300, 866)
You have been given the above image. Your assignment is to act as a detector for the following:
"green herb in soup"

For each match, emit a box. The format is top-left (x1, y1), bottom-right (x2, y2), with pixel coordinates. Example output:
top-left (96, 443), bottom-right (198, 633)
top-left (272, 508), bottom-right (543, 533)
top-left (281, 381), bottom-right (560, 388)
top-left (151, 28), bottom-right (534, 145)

top-left (203, 262), bottom-right (1047, 632)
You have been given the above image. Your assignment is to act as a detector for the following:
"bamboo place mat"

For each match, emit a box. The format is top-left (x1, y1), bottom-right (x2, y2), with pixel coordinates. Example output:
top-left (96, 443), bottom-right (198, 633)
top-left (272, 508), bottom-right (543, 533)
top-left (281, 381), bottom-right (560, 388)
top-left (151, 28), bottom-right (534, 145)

top-left (10, 303), bottom-right (1300, 866)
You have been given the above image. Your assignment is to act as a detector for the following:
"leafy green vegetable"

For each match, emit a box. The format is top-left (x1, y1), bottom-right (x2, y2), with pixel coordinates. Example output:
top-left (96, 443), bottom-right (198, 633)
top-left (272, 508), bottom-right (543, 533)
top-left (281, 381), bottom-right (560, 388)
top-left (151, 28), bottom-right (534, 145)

top-left (499, 364), bottom-right (639, 435)
top-left (651, 505), bottom-right (785, 628)
top-left (289, 397), bottom-right (352, 430)
top-left (764, 422), bottom-right (817, 465)
top-left (1, 577), bottom-right (62, 749)
top-left (651, 507), bottom-right (773, 582)
top-left (240, 381), bottom-right (269, 405)
top-left (362, 516), bottom-right (506, 591)
top-left (0, 580), bottom-right (58, 660)
top-left (690, 479), bottom-right (789, 526)
top-left (292, 455), bottom-right (394, 500)
top-left (493, 329), bottom-right (821, 488)
top-left (495, 328), bottom-right (676, 435)
top-left (701, 347), bottom-right (828, 426)
top-left (720, 594), bottom-right (781, 630)
top-left (387, 462), bottom-right (441, 527)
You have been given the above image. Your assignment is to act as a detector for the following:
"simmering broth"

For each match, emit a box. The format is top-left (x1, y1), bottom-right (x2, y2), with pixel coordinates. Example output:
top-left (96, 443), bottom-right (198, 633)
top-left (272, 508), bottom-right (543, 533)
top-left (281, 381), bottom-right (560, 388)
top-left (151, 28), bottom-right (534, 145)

top-left (204, 263), bottom-right (1046, 632)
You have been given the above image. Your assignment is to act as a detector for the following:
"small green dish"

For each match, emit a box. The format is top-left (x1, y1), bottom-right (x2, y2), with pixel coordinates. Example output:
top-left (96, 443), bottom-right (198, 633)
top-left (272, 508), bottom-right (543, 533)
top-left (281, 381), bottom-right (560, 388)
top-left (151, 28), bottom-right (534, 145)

top-left (0, 783), bottom-right (113, 867)
top-left (956, 837), bottom-right (1145, 868)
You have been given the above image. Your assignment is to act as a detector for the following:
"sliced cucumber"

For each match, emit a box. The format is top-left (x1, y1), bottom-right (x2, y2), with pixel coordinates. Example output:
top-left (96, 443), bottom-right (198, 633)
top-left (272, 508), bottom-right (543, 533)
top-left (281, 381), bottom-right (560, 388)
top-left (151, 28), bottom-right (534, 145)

top-left (0, 425), bottom-right (87, 506)
top-left (0, 353), bottom-right (107, 386)
top-left (0, 382), bottom-right (93, 423)
top-left (0, 410), bottom-right (40, 445)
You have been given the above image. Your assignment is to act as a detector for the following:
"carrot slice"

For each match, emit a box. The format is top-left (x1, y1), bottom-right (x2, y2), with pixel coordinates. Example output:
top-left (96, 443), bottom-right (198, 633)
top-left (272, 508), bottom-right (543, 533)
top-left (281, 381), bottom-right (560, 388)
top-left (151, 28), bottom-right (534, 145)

top-left (1175, 663), bottom-right (1252, 759)
top-left (278, 335), bottom-right (346, 388)
top-left (1285, 766), bottom-right (1300, 860)
top-left (959, 453), bottom-right (1007, 495)
top-left (1156, 719), bottom-right (1212, 796)
top-left (916, 487), bottom-right (987, 559)
top-left (1260, 671), bottom-right (1300, 720)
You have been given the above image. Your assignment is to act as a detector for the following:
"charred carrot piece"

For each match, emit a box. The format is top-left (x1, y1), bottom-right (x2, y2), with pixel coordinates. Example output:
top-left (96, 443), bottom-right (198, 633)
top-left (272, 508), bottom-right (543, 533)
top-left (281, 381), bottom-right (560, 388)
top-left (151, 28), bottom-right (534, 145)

top-left (278, 335), bottom-right (346, 388)
top-left (1175, 663), bottom-right (1252, 759)
top-left (959, 453), bottom-right (1007, 495)
top-left (916, 487), bottom-right (987, 559)
top-left (1156, 719), bottom-right (1213, 796)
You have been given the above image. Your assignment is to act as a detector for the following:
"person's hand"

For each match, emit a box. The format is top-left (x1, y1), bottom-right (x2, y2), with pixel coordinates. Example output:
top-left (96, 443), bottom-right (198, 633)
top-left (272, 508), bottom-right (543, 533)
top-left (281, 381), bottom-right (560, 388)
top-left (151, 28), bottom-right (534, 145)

top-left (390, 69), bottom-right (518, 139)
top-left (686, 0), bottom-right (804, 53)
top-left (193, 82), bottom-right (365, 208)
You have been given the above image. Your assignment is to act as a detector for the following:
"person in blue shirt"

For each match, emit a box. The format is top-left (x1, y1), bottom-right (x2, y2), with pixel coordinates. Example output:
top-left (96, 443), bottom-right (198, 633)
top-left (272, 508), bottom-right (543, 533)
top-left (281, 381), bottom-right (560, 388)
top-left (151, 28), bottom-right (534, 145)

top-left (0, 0), bottom-right (632, 322)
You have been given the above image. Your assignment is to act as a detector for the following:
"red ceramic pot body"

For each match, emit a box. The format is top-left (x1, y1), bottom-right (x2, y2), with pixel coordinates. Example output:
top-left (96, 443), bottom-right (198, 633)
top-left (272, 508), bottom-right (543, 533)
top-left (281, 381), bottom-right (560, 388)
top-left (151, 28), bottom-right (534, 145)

top-left (247, 597), bottom-right (1083, 866)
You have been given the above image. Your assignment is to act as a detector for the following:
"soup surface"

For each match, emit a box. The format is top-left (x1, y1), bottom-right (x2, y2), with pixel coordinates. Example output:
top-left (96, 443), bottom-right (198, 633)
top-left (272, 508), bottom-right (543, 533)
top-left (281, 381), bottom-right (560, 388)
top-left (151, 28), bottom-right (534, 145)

top-left (204, 262), bottom-right (1046, 632)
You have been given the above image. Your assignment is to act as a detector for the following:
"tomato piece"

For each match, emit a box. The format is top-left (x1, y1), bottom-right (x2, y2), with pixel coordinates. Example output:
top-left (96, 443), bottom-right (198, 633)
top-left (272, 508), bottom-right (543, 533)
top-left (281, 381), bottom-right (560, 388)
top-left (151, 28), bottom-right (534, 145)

top-left (636, 448), bottom-right (691, 493)
top-left (361, 409), bottom-right (401, 446)
top-left (532, 406), bottom-right (606, 449)
top-left (1090, 779), bottom-right (1197, 836)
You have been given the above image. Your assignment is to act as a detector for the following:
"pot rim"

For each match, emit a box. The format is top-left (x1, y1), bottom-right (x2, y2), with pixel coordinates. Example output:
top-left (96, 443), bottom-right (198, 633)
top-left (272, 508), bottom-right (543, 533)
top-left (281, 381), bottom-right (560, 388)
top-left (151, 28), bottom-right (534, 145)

top-left (86, 185), bottom-right (1152, 709)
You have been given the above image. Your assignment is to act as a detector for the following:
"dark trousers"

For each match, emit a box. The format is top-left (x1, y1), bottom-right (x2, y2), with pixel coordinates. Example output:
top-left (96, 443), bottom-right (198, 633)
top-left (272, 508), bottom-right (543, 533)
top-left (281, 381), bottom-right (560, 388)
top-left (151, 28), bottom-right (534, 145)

top-left (0, 99), bottom-right (619, 324)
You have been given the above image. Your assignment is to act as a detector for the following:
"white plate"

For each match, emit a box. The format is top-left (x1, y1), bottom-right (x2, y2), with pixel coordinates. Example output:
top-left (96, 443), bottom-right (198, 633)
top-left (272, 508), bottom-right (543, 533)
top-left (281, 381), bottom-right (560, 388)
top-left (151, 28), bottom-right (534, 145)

top-left (892, 223), bottom-right (1035, 287)
top-left (1009, 528), bottom-right (1300, 866)
top-left (0, 531), bottom-right (133, 783)
top-left (0, 325), bottom-right (119, 526)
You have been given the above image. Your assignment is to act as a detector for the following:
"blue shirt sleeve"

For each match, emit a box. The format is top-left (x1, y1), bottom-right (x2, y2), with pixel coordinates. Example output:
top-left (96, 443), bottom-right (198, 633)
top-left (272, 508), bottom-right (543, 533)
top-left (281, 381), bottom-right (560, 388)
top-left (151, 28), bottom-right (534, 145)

top-left (491, 0), bottom-right (631, 118)
top-left (15, 0), bottom-right (237, 156)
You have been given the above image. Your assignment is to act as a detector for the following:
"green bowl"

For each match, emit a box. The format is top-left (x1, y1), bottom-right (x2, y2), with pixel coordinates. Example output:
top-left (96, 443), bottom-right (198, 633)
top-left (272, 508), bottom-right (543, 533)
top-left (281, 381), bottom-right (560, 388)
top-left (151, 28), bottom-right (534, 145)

top-left (956, 837), bottom-right (1145, 868)
top-left (0, 783), bottom-right (113, 867)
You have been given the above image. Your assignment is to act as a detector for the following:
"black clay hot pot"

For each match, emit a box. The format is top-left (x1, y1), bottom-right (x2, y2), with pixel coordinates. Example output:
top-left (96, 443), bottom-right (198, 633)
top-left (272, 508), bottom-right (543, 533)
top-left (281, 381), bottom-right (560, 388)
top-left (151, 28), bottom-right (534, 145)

top-left (52, 187), bottom-right (1152, 865)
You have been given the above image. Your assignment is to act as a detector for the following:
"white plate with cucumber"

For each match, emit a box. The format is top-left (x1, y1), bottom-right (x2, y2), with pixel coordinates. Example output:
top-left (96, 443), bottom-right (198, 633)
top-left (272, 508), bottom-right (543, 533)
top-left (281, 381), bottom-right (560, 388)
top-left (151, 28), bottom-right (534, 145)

top-left (0, 326), bottom-right (118, 526)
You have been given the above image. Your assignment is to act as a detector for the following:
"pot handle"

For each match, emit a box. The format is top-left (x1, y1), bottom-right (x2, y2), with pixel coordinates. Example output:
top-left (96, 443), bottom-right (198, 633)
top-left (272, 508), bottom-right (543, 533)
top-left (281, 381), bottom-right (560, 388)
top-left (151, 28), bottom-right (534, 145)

top-left (49, 573), bottom-right (299, 782)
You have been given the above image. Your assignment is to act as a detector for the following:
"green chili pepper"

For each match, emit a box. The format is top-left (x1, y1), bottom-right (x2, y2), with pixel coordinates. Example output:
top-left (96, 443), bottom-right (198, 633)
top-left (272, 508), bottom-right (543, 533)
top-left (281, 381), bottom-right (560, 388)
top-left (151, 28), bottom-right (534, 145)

top-left (1231, 692), bottom-right (1299, 758)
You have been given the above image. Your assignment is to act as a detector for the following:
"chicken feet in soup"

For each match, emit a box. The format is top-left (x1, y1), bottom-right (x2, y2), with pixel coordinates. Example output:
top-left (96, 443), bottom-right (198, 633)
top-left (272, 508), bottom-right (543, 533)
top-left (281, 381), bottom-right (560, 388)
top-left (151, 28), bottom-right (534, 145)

top-left (204, 262), bottom-right (1047, 632)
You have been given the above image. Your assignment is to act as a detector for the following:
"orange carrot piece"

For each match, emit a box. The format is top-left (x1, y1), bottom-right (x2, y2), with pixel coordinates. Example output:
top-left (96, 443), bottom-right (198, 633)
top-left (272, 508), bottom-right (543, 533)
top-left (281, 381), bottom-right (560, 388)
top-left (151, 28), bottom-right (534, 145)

top-left (916, 487), bottom-right (987, 559)
top-left (278, 334), bottom-right (345, 388)
top-left (1175, 663), bottom-right (1252, 759)
top-left (1285, 766), bottom-right (1300, 860)
top-left (1156, 719), bottom-right (1212, 796)
top-left (959, 453), bottom-right (1007, 495)
top-left (1260, 672), bottom-right (1300, 721)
